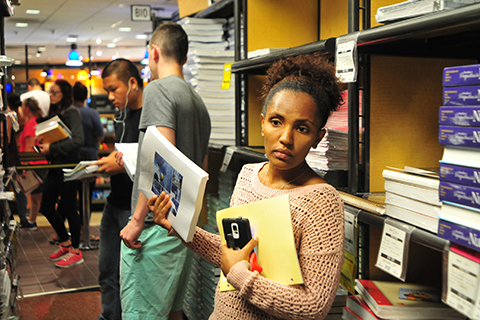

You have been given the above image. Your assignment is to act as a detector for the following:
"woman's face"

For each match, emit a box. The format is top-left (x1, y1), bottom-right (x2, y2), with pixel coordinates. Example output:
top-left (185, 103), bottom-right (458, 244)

top-left (261, 90), bottom-right (325, 171)
top-left (48, 83), bottom-right (63, 105)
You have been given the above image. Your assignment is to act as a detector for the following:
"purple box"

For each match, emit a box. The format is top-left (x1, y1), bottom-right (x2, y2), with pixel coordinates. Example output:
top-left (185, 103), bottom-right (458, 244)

top-left (443, 85), bottom-right (480, 106)
top-left (439, 125), bottom-right (480, 147)
top-left (439, 106), bottom-right (480, 126)
top-left (440, 162), bottom-right (480, 188)
top-left (439, 181), bottom-right (480, 210)
top-left (438, 219), bottom-right (480, 253)
top-left (443, 64), bottom-right (480, 87)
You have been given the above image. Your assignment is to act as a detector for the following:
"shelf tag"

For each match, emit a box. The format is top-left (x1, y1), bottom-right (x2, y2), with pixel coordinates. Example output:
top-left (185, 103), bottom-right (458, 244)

top-left (376, 218), bottom-right (414, 281)
top-left (220, 147), bottom-right (235, 172)
top-left (221, 62), bottom-right (233, 89)
top-left (335, 32), bottom-right (359, 83)
top-left (344, 205), bottom-right (360, 255)
top-left (446, 245), bottom-right (480, 318)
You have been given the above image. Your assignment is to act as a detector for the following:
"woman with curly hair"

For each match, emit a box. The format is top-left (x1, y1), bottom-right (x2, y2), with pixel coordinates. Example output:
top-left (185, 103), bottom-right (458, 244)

top-left (37, 79), bottom-right (85, 268)
top-left (149, 53), bottom-right (345, 319)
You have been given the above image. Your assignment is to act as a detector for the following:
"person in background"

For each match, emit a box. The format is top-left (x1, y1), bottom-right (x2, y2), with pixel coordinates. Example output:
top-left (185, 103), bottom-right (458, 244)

top-left (119, 22), bottom-right (211, 320)
top-left (73, 81), bottom-right (105, 242)
top-left (95, 58), bottom-right (143, 320)
top-left (17, 97), bottom-right (49, 231)
top-left (6, 93), bottom-right (30, 229)
top-left (149, 54), bottom-right (345, 319)
top-left (21, 78), bottom-right (51, 118)
top-left (37, 79), bottom-right (85, 268)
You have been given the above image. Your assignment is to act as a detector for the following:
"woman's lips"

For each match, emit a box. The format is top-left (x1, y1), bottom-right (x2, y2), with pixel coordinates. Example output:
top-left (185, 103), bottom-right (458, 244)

top-left (274, 149), bottom-right (291, 160)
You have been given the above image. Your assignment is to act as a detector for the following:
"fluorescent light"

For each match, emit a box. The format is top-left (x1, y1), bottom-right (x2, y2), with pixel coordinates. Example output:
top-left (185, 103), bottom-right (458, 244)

top-left (38, 46), bottom-right (46, 52)
top-left (16, 23), bottom-right (28, 28)
top-left (136, 34), bottom-right (148, 40)
top-left (119, 27), bottom-right (132, 32)
top-left (66, 37), bottom-right (77, 43)
top-left (106, 43), bottom-right (116, 48)
top-left (26, 9), bottom-right (40, 15)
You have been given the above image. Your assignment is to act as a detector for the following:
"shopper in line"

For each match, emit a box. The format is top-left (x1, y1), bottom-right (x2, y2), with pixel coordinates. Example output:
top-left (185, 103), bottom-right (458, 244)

top-left (38, 79), bottom-right (85, 268)
top-left (119, 22), bottom-right (211, 320)
top-left (149, 54), bottom-right (345, 320)
top-left (73, 81), bottom-right (105, 242)
top-left (18, 97), bottom-right (49, 231)
top-left (95, 58), bottom-right (143, 320)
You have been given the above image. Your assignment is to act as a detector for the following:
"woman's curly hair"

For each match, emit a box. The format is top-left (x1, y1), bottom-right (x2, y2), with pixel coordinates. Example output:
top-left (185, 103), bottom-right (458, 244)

top-left (260, 53), bottom-right (344, 128)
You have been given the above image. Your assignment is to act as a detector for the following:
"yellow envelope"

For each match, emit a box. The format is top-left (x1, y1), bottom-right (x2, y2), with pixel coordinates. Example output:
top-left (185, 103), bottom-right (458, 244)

top-left (216, 194), bottom-right (303, 291)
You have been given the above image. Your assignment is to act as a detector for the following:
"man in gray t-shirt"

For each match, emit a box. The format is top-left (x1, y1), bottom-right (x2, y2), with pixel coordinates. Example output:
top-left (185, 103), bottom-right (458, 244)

top-left (120, 22), bottom-right (211, 320)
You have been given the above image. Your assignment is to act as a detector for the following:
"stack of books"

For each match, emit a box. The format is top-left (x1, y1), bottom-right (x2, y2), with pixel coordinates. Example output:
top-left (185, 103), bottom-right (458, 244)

top-left (35, 115), bottom-right (72, 144)
top-left (347, 279), bottom-right (465, 320)
top-left (437, 63), bottom-right (480, 248)
top-left (383, 167), bottom-right (441, 233)
top-left (179, 17), bottom-right (236, 146)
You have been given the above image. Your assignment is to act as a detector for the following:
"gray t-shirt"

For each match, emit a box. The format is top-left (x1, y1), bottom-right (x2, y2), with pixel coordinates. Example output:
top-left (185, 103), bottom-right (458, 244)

top-left (132, 75), bottom-right (211, 218)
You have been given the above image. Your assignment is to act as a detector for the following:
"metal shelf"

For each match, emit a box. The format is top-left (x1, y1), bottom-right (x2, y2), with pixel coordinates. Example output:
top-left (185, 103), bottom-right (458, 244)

top-left (354, 3), bottom-right (480, 59)
top-left (231, 38), bottom-right (336, 75)
top-left (194, 0), bottom-right (234, 19)
top-left (357, 209), bottom-right (448, 252)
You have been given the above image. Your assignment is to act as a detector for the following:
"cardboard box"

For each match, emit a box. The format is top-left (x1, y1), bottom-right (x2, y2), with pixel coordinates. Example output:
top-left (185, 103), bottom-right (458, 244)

top-left (178, 0), bottom-right (211, 18)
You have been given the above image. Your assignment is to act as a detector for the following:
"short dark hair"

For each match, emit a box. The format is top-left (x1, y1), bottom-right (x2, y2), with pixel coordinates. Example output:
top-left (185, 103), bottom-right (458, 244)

top-left (150, 22), bottom-right (188, 65)
top-left (261, 54), bottom-right (344, 129)
top-left (7, 93), bottom-right (21, 112)
top-left (49, 79), bottom-right (73, 116)
top-left (102, 58), bottom-right (143, 89)
top-left (73, 82), bottom-right (88, 102)
top-left (27, 78), bottom-right (41, 87)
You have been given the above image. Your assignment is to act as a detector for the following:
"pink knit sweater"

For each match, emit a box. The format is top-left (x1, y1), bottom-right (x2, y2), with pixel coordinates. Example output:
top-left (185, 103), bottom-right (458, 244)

top-left (186, 162), bottom-right (345, 320)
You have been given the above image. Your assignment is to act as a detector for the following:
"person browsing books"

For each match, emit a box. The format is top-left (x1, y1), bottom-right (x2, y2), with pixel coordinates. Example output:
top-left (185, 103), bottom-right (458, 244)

top-left (148, 54), bottom-right (345, 320)
top-left (73, 81), bottom-right (105, 243)
top-left (94, 58), bottom-right (143, 320)
top-left (119, 22), bottom-right (211, 320)
top-left (37, 79), bottom-right (85, 268)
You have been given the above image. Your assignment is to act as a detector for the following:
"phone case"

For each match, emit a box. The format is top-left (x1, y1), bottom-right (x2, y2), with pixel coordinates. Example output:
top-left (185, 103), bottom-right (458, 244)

top-left (222, 217), bottom-right (252, 250)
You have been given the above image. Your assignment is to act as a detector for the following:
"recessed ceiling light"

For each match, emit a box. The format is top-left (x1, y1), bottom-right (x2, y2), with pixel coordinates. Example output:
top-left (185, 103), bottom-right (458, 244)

top-left (119, 27), bottom-right (132, 32)
top-left (26, 9), bottom-right (40, 15)
top-left (136, 34), bottom-right (148, 40)
top-left (15, 22), bottom-right (28, 28)
top-left (96, 38), bottom-right (102, 45)
top-left (106, 43), bottom-right (116, 48)
top-left (66, 36), bottom-right (77, 43)
top-left (96, 50), bottom-right (103, 57)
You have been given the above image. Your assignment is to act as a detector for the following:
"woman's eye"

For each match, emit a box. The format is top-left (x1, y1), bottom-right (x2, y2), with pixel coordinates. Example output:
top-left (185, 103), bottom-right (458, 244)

top-left (271, 119), bottom-right (281, 126)
top-left (298, 126), bottom-right (309, 133)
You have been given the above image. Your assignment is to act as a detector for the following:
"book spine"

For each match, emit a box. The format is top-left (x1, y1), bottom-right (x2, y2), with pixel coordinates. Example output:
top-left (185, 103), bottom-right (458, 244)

top-left (439, 125), bottom-right (480, 147)
top-left (440, 162), bottom-right (480, 188)
top-left (443, 65), bottom-right (480, 87)
top-left (438, 219), bottom-right (480, 253)
top-left (443, 85), bottom-right (480, 106)
top-left (439, 106), bottom-right (480, 126)
top-left (356, 279), bottom-right (393, 306)
top-left (439, 181), bottom-right (480, 210)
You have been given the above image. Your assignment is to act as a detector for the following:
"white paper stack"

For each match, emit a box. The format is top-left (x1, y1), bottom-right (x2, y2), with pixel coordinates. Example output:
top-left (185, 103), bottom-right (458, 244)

top-left (180, 17), bottom-right (237, 146)
top-left (306, 129), bottom-right (348, 172)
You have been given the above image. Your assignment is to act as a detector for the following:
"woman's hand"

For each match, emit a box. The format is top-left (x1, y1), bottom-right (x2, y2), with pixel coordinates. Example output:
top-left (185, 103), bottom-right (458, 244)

top-left (115, 151), bottom-right (125, 168)
top-left (221, 237), bottom-right (259, 276)
top-left (148, 192), bottom-right (173, 231)
top-left (37, 143), bottom-right (50, 154)
top-left (120, 217), bottom-right (144, 249)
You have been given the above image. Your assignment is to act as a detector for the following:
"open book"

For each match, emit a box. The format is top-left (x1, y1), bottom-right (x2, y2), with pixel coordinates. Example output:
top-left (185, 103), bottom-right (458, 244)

top-left (115, 143), bottom-right (138, 181)
top-left (138, 126), bottom-right (209, 242)
top-left (63, 161), bottom-right (100, 181)
top-left (35, 115), bottom-right (72, 144)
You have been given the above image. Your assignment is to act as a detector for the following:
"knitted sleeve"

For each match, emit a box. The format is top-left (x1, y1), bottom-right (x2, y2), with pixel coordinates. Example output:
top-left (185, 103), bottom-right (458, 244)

top-left (184, 226), bottom-right (222, 267)
top-left (226, 187), bottom-right (345, 319)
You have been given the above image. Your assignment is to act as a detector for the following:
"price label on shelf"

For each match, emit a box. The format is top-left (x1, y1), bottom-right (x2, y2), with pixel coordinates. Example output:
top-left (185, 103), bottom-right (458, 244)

top-left (376, 218), bottom-right (415, 280)
top-left (335, 33), bottom-right (359, 83)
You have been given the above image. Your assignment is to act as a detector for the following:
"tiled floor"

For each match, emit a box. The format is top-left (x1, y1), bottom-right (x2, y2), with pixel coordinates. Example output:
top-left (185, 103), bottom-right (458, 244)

top-left (15, 214), bottom-right (102, 298)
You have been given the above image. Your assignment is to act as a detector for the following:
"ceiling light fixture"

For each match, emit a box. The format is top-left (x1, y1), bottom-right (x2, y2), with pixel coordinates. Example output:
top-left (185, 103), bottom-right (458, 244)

top-left (141, 42), bottom-right (149, 65)
top-left (136, 34), bottom-right (148, 40)
top-left (15, 22), bottom-right (28, 28)
top-left (119, 27), bottom-right (132, 32)
top-left (26, 9), bottom-right (40, 14)
top-left (66, 36), bottom-right (78, 43)
top-left (66, 43), bottom-right (83, 67)
top-left (77, 69), bottom-right (89, 81)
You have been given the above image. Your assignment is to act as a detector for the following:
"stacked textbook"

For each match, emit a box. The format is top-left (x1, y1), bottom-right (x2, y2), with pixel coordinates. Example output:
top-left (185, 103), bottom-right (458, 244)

top-left (346, 279), bottom-right (465, 320)
top-left (437, 63), bottom-right (480, 250)
top-left (179, 17), bottom-right (236, 146)
top-left (383, 167), bottom-right (441, 233)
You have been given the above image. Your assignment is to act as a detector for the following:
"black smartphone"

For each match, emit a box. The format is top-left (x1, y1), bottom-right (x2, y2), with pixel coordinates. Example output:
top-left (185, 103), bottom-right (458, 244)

top-left (33, 145), bottom-right (41, 153)
top-left (222, 217), bottom-right (252, 251)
